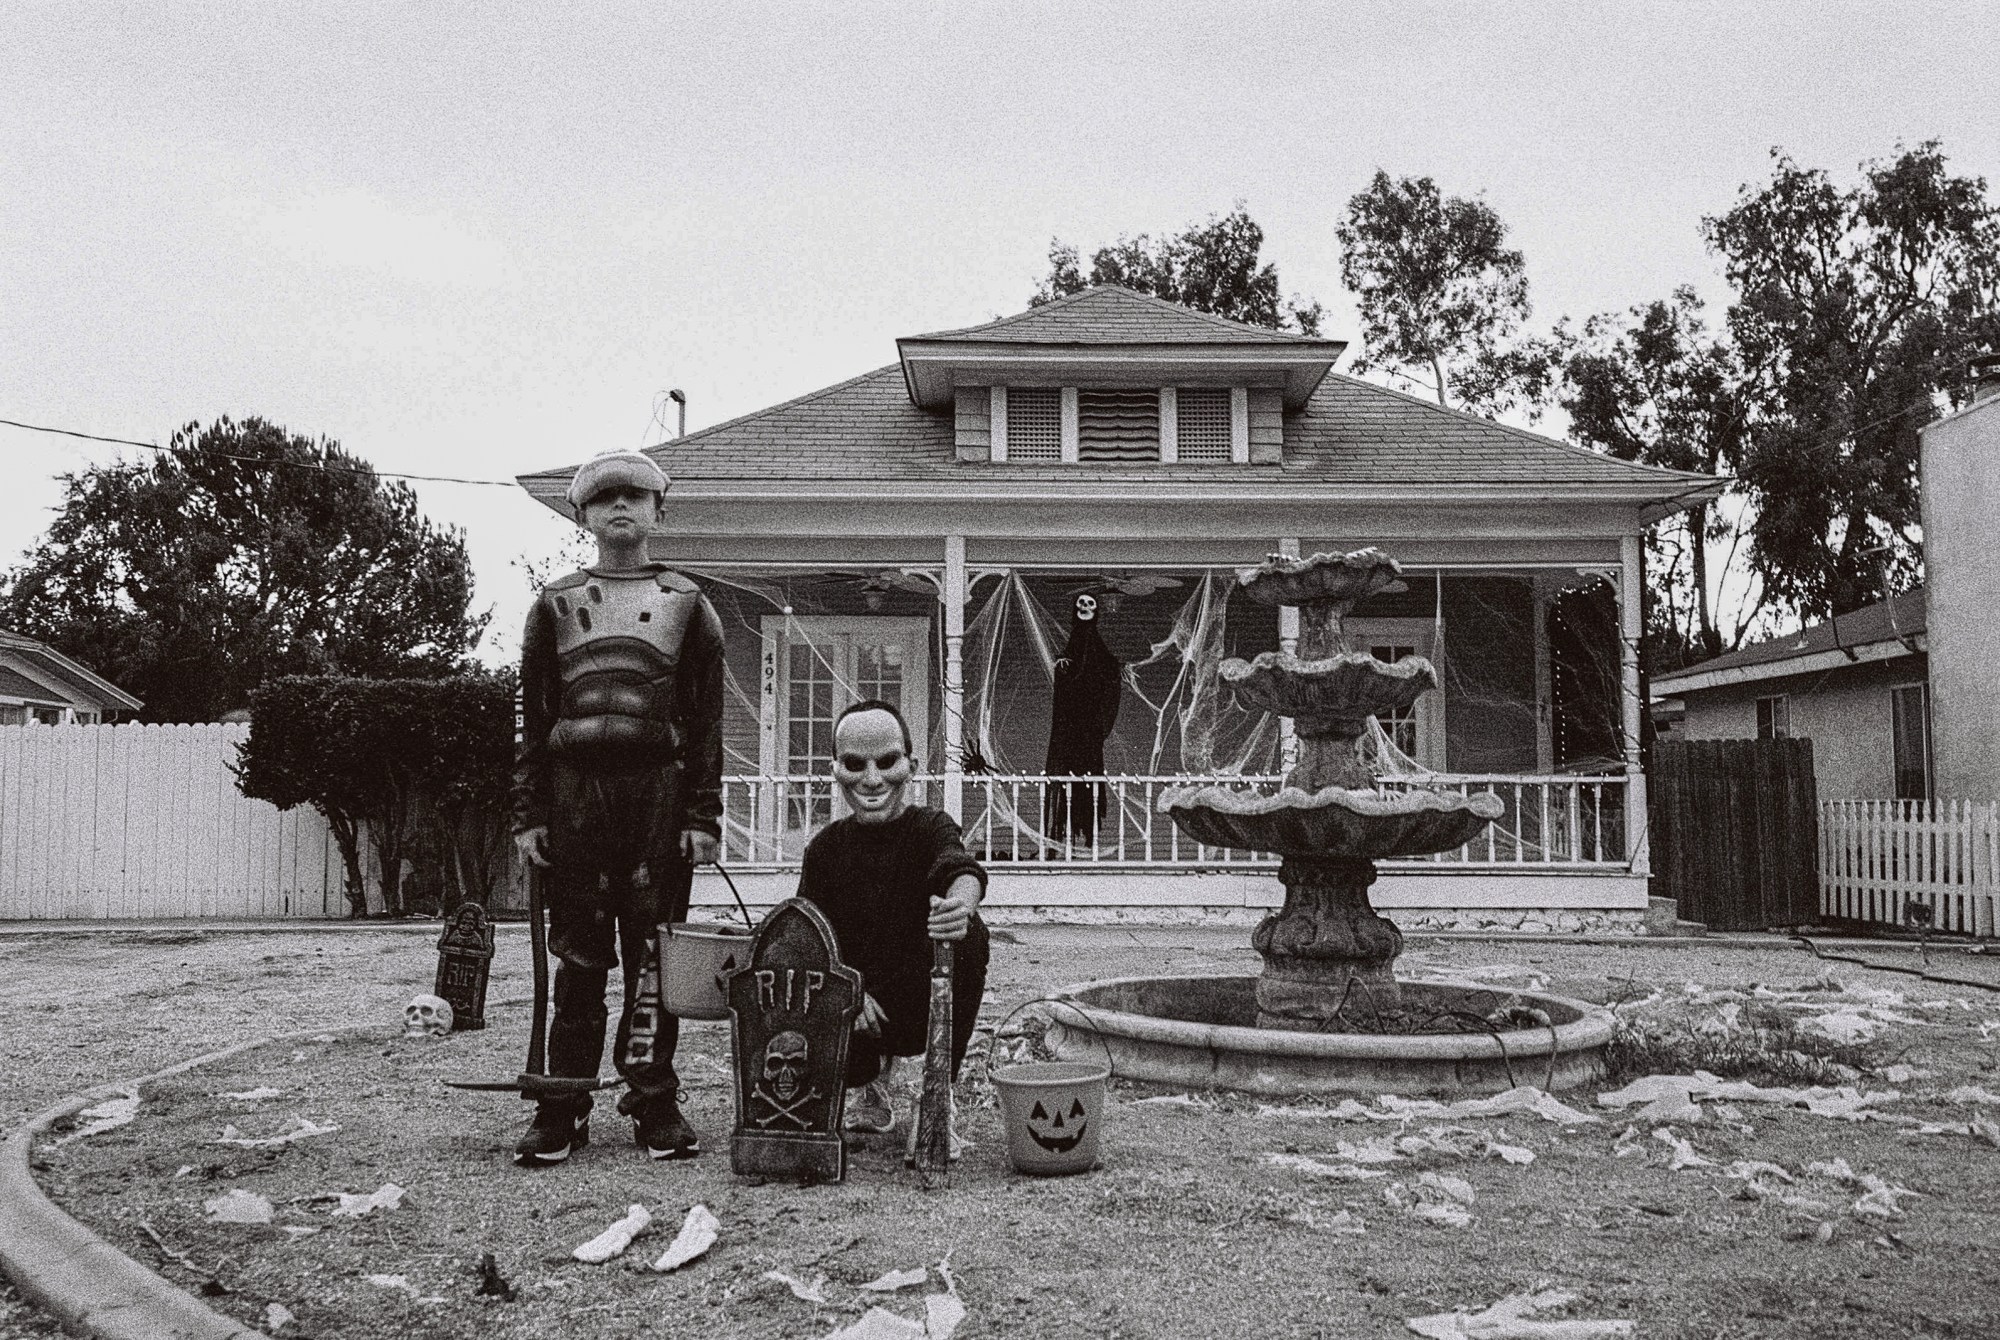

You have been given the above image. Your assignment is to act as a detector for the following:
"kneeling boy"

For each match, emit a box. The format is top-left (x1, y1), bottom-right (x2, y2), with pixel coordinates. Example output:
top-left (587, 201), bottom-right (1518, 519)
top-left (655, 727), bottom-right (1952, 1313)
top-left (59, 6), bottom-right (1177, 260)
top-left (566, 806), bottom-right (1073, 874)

top-left (795, 699), bottom-right (989, 1136)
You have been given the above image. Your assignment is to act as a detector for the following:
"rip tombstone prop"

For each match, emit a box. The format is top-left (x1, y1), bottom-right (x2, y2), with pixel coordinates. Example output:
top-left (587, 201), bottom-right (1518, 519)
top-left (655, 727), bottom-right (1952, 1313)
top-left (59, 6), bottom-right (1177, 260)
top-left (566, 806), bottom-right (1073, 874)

top-left (725, 899), bottom-right (861, 1184)
top-left (433, 901), bottom-right (495, 1031)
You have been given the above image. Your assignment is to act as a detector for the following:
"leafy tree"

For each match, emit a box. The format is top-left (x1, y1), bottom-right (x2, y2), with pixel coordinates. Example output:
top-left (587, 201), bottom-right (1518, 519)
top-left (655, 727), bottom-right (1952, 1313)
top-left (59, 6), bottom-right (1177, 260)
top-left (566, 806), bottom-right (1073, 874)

top-left (1032, 204), bottom-right (1324, 333)
top-left (1705, 142), bottom-right (2000, 616)
top-left (1561, 288), bottom-right (1753, 661)
top-left (1335, 171), bottom-right (1555, 417)
top-left (1, 417), bottom-right (485, 721)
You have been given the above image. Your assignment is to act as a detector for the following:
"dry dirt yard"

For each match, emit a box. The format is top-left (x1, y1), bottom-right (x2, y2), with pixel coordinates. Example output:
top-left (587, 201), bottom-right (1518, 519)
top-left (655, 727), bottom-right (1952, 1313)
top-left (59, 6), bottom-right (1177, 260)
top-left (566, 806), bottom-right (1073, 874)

top-left (7, 924), bottom-right (2000, 1340)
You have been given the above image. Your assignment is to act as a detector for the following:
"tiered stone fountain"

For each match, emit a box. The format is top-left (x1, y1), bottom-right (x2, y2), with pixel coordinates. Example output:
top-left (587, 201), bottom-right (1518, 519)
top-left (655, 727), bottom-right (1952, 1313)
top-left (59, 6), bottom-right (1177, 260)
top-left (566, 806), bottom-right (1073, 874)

top-left (1045, 550), bottom-right (1614, 1095)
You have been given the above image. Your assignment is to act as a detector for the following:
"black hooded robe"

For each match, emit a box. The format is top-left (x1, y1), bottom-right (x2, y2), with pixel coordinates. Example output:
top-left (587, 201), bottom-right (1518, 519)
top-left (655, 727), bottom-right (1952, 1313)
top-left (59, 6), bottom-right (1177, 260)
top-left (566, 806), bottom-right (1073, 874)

top-left (1043, 610), bottom-right (1123, 845)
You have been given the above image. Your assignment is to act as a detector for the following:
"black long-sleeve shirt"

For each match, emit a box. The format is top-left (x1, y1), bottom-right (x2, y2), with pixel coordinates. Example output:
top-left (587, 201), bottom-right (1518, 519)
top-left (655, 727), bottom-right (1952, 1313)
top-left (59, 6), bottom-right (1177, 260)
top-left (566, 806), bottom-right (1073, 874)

top-left (511, 565), bottom-right (725, 836)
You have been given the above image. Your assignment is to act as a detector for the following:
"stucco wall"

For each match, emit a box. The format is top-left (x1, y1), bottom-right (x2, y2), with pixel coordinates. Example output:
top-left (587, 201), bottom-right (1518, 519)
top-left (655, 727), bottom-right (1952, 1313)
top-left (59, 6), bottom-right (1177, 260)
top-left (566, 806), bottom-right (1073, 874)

top-left (1672, 655), bottom-right (1925, 800)
top-left (1920, 396), bottom-right (2000, 800)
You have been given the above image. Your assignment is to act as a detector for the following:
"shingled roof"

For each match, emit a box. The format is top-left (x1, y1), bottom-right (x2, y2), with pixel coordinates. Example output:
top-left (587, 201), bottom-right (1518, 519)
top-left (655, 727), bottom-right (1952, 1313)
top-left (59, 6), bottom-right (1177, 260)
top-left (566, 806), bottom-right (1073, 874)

top-left (1652, 588), bottom-right (1926, 693)
top-left (521, 289), bottom-right (1720, 500)
top-left (907, 284), bottom-right (1312, 345)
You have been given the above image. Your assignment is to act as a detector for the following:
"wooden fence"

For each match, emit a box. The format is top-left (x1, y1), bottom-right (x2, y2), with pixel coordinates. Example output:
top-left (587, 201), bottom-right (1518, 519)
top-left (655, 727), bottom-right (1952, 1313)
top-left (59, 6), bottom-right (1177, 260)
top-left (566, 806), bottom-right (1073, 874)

top-left (0, 723), bottom-right (345, 919)
top-left (1820, 799), bottom-right (1999, 936)
top-left (1648, 737), bottom-right (1821, 931)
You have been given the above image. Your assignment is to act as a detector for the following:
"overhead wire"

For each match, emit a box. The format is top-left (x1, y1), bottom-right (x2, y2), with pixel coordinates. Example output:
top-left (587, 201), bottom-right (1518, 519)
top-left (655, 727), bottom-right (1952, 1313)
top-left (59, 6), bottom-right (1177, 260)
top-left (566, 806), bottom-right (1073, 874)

top-left (0, 416), bottom-right (521, 488)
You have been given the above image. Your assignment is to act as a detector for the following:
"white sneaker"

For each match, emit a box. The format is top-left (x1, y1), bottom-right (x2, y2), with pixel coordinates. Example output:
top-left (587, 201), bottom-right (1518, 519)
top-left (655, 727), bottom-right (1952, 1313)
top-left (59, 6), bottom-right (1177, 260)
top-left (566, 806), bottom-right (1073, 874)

top-left (844, 1079), bottom-right (896, 1134)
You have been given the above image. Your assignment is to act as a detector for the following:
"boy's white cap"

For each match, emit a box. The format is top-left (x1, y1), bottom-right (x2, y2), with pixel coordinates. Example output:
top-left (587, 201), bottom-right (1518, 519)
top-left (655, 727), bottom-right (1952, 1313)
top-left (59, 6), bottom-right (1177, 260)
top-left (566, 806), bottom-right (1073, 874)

top-left (566, 451), bottom-right (670, 515)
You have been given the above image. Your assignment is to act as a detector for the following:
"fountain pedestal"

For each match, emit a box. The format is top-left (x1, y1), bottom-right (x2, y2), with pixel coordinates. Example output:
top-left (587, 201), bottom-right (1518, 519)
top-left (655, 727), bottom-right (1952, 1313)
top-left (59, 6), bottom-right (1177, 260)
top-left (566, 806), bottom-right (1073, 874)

top-left (1251, 854), bottom-right (1403, 1029)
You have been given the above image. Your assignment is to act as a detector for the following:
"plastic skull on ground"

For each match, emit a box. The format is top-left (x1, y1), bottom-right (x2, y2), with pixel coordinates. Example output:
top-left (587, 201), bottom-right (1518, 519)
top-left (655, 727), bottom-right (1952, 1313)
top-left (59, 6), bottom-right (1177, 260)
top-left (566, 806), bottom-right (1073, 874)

top-left (403, 994), bottom-right (455, 1037)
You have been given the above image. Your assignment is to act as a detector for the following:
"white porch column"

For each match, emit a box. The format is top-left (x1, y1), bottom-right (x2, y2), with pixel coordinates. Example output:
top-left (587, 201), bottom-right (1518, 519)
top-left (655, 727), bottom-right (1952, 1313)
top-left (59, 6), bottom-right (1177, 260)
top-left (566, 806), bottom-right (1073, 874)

top-left (1277, 536), bottom-right (1300, 773)
top-left (1619, 535), bottom-right (1649, 874)
top-left (942, 534), bottom-right (967, 822)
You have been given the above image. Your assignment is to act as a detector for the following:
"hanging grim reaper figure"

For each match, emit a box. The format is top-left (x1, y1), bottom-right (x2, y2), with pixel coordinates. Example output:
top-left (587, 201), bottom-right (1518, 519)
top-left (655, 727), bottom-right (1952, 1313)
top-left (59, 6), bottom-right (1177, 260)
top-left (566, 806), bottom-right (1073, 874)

top-left (1044, 592), bottom-right (1123, 845)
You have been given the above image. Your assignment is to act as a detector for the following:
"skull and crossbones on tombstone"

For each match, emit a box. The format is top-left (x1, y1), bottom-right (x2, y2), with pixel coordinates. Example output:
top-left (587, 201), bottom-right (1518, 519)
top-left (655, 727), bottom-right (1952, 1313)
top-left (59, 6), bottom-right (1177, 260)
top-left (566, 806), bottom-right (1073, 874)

top-left (403, 993), bottom-right (455, 1038)
top-left (753, 1030), bottom-right (821, 1129)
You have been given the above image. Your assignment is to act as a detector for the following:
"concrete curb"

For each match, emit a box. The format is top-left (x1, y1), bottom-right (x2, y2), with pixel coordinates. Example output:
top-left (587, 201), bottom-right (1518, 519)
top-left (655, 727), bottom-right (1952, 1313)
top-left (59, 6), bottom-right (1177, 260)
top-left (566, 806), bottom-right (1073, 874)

top-left (0, 995), bottom-right (533, 1339)
top-left (0, 1032), bottom-right (330, 1339)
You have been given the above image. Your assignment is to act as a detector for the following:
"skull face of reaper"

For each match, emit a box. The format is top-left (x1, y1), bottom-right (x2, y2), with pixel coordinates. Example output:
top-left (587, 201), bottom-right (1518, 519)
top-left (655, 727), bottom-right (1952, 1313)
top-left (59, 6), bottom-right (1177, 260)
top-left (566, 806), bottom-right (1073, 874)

top-left (1074, 592), bottom-right (1098, 622)
top-left (763, 1031), bottom-right (809, 1102)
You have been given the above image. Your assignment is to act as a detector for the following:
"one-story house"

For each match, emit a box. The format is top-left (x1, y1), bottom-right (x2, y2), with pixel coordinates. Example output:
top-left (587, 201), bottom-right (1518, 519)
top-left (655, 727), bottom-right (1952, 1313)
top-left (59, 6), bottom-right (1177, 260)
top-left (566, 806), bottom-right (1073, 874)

top-left (1649, 590), bottom-right (1930, 801)
top-left (0, 629), bottom-right (141, 725)
top-left (519, 285), bottom-right (1722, 931)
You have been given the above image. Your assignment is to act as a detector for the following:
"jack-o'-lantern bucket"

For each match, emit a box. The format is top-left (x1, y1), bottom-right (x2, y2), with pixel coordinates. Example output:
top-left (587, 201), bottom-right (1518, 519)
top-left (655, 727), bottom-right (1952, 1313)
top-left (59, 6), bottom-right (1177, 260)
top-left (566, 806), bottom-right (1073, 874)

top-left (992, 1060), bottom-right (1109, 1176)
top-left (660, 863), bottom-right (758, 1021)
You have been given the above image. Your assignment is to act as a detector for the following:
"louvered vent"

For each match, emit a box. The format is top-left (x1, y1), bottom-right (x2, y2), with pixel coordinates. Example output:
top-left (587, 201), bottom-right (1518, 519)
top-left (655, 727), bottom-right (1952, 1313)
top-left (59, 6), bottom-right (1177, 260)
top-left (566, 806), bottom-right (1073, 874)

top-left (1079, 389), bottom-right (1159, 461)
top-left (1176, 388), bottom-right (1231, 462)
top-left (1006, 387), bottom-right (1062, 461)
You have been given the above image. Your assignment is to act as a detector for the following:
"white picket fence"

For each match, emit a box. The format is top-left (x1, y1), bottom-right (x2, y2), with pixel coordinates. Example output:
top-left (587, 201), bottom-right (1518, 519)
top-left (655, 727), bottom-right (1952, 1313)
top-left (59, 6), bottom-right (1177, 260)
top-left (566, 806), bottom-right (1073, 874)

top-left (0, 723), bottom-right (345, 919)
top-left (1819, 799), bottom-right (2000, 936)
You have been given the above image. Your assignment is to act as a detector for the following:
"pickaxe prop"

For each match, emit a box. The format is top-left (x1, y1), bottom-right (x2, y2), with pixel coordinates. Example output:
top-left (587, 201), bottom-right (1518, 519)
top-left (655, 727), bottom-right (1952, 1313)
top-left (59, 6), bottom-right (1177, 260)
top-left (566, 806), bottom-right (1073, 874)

top-left (446, 859), bottom-right (621, 1098)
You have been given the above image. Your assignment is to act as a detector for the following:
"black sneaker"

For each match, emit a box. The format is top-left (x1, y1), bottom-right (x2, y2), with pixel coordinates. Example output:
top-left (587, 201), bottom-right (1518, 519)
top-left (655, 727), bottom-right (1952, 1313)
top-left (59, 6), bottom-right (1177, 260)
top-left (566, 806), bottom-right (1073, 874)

top-left (512, 1107), bottom-right (588, 1166)
top-left (635, 1100), bottom-right (701, 1161)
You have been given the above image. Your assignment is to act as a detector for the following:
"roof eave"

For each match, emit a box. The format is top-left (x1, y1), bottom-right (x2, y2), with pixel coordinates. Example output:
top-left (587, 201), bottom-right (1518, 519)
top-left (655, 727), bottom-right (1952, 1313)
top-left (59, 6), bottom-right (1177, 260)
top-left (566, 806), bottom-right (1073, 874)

top-left (895, 339), bottom-right (1346, 410)
top-left (1652, 633), bottom-right (1926, 696)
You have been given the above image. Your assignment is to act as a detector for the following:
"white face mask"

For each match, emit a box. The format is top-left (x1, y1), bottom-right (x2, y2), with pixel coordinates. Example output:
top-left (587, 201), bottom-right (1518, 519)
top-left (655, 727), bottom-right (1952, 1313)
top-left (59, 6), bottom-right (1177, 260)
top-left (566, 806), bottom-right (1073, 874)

top-left (832, 709), bottom-right (914, 824)
top-left (1075, 593), bottom-right (1098, 622)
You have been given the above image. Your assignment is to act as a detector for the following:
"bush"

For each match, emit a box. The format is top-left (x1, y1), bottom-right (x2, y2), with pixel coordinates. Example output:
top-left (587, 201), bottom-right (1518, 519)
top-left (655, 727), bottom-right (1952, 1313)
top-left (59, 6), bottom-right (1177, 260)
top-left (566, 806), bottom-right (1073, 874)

top-left (238, 673), bottom-right (515, 916)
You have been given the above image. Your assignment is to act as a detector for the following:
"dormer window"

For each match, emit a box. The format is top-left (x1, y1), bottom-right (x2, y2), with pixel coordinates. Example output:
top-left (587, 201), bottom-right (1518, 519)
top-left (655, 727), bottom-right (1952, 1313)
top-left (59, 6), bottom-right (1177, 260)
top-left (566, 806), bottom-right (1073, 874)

top-left (985, 384), bottom-right (1251, 464)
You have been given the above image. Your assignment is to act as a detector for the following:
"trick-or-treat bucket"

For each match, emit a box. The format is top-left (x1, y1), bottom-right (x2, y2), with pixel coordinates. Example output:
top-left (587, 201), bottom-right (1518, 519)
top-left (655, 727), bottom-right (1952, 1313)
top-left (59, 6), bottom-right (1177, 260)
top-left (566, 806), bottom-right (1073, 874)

top-left (992, 1060), bottom-right (1110, 1176)
top-left (660, 923), bottom-right (754, 1020)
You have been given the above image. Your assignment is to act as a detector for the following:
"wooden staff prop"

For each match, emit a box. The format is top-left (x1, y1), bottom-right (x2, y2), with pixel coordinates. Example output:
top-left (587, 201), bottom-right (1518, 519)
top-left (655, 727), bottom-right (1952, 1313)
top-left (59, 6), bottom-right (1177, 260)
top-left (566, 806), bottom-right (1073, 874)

top-left (445, 861), bottom-right (616, 1097)
top-left (908, 938), bottom-right (954, 1188)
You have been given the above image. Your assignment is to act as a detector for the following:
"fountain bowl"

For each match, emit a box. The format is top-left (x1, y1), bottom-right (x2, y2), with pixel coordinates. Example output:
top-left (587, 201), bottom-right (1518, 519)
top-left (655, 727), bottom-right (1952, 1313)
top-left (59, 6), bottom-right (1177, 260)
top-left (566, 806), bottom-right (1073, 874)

top-left (1159, 784), bottom-right (1504, 859)
top-left (1237, 548), bottom-right (1404, 609)
top-left (1221, 651), bottom-right (1436, 729)
top-left (1040, 975), bottom-right (1615, 1096)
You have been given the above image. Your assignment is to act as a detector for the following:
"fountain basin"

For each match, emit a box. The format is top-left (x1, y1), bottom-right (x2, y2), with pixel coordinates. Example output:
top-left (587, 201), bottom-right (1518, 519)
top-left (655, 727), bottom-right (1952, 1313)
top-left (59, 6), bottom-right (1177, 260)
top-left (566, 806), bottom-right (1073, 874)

top-left (1041, 975), bottom-right (1614, 1096)
top-left (1221, 651), bottom-right (1437, 731)
top-left (1159, 784), bottom-right (1504, 859)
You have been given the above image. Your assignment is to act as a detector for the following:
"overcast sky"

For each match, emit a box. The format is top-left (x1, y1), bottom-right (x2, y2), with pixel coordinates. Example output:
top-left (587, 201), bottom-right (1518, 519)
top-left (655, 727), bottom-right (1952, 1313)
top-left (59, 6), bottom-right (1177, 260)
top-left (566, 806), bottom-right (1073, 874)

top-left (4, 3), bottom-right (1994, 665)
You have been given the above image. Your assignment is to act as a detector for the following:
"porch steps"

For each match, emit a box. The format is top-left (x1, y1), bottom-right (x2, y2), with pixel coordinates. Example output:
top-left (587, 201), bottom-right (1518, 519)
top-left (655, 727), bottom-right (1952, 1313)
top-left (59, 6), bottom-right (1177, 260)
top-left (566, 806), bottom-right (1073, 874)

top-left (1646, 896), bottom-right (1707, 938)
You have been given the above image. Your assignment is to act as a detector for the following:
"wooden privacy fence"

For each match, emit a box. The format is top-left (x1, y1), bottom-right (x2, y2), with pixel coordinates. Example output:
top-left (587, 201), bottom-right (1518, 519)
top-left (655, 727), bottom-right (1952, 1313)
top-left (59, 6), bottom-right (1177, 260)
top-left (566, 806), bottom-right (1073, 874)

top-left (1819, 800), bottom-right (1999, 936)
top-left (0, 723), bottom-right (344, 919)
top-left (1648, 737), bottom-right (1821, 931)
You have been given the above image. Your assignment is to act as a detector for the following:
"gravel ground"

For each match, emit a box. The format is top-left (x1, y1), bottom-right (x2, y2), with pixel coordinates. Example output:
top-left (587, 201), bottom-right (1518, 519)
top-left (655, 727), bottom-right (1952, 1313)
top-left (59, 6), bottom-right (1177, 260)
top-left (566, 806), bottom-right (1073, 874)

top-left (7, 925), bottom-right (2000, 1339)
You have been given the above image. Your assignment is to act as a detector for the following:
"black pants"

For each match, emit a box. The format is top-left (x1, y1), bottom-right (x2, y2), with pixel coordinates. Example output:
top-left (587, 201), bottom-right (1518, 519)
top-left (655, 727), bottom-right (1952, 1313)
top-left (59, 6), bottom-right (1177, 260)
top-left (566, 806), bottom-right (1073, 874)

top-left (846, 918), bottom-right (991, 1087)
top-left (542, 762), bottom-right (693, 1120)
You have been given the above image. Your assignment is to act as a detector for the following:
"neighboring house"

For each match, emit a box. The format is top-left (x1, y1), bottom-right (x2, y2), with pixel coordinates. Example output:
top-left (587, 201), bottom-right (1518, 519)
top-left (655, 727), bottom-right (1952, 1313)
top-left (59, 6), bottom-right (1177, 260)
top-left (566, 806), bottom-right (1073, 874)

top-left (1650, 591), bottom-right (1931, 801)
top-left (518, 285), bottom-right (1722, 931)
top-left (0, 629), bottom-right (141, 724)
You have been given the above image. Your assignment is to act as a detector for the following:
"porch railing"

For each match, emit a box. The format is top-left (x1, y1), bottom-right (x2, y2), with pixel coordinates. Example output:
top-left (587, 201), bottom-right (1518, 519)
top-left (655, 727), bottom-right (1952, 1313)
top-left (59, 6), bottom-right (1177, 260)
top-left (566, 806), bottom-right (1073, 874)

top-left (718, 773), bottom-right (1630, 872)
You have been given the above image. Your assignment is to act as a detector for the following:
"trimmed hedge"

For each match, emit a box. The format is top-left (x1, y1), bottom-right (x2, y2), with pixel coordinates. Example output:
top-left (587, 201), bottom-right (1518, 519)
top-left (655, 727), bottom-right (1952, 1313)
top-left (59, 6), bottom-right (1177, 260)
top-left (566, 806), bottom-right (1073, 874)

top-left (237, 673), bottom-right (514, 916)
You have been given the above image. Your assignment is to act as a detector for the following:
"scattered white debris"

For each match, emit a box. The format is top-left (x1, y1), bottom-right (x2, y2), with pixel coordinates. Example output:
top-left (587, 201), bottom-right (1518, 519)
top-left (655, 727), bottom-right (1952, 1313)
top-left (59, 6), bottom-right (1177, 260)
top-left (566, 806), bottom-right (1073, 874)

top-left (1261, 1087), bottom-right (1597, 1127)
top-left (1598, 1071), bottom-right (1898, 1121)
top-left (860, 1267), bottom-right (929, 1293)
top-left (574, 1203), bottom-right (652, 1263)
top-left (1876, 1065), bottom-right (1931, 1084)
top-left (767, 1270), bottom-right (830, 1304)
top-left (1945, 1085), bottom-right (2000, 1106)
top-left (1803, 1010), bottom-right (1886, 1045)
top-left (216, 1116), bottom-right (339, 1148)
top-left (1411, 1203), bottom-right (1473, 1229)
top-left (818, 1309), bottom-right (924, 1339)
top-left (263, 1301), bottom-right (295, 1332)
top-left (280, 1226), bottom-right (320, 1238)
top-left (217, 1086), bottom-right (284, 1102)
top-left (1417, 1171), bottom-right (1475, 1204)
top-left (1804, 1157), bottom-right (1922, 1219)
top-left (1652, 1127), bottom-right (1714, 1170)
top-left (1723, 1160), bottom-right (1794, 1184)
top-left (173, 1165), bottom-right (194, 1179)
top-left (926, 1290), bottom-right (967, 1340)
top-left (1407, 1287), bottom-right (1635, 1339)
top-left (1713, 1103), bottom-right (1754, 1134)
top-left (652, 1204), bottom-right (720, 1273)
top-left (1335, 1136), bottom-right (1407, 1165)
top-left (330, 1184), bottom-right (404, 1218)
top-left (1265, 1152), bottom-right (1387, 1180)
top-left (56, 1093), bottom-right (140, 1146)
top-left (1633, 1093), bottom-right (1705, 1125)
top-left (1483, 1139), bottom-right (1535, 1165)
top-left (1255, 1099), bottom-right (1392, 1123)
top-left (363, 1274), bottom-right (444, 1304)
top-left (1611, 1125), bottom-right (1643, 1158)
top-left (1384, 1175), bottom-right (1476, 1228)
top-left (1974, 1114), bottom-right (2000, 1149)
top-left (204, 1188), bottom-right (275, 1224)
top-left (1128, 1093), bottom-right (1204, 1109)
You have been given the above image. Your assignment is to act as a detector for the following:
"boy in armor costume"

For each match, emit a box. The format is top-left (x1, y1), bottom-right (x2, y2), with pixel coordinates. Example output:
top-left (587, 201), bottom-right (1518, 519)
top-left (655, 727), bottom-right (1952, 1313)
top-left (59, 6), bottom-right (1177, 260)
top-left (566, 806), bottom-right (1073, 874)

top-left (511, 451), bottom-right (724, 1165)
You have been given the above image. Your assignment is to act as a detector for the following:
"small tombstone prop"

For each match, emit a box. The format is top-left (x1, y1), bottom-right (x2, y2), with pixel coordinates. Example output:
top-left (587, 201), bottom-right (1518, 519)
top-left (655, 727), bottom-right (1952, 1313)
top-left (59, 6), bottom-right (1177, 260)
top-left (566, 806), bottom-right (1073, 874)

top-left (433, 902), bottom-right (495, 1031)
top-left (725, 898), bottom-right (861, 1184)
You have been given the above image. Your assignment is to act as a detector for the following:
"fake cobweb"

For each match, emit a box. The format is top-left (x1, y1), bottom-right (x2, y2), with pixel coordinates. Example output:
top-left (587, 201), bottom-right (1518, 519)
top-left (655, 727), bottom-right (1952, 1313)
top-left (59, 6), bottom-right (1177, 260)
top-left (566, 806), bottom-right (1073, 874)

top-left (690, 566), bottom-right (1629, 860)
